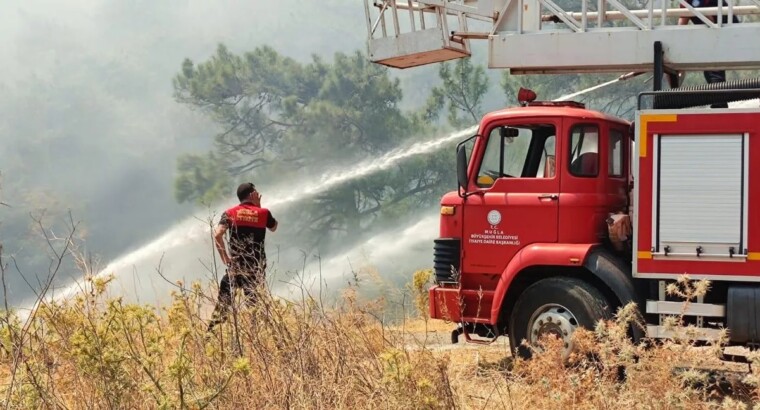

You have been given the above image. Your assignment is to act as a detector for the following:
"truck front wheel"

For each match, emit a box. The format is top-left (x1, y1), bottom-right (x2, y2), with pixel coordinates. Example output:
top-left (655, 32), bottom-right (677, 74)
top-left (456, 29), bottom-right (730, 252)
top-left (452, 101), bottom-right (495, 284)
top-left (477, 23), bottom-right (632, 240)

top-left (508, 277), bottom-right (610, 359)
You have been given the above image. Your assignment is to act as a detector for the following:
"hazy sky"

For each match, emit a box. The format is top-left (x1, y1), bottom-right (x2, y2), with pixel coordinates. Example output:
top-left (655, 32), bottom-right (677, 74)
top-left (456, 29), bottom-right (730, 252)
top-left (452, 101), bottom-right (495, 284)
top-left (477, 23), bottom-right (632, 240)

top-left (0, 0), bottom-right (608, 308)
top-left (0, 0), bottom-right (686, 308)
top-left (0, 0), bottom-right (377, 305)
top-left (0, 0), bottom-right (484, 312)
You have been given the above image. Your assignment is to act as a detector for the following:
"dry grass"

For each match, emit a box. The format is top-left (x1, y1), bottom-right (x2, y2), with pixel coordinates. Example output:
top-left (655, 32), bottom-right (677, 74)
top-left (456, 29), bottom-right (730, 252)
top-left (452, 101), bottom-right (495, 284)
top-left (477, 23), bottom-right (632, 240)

top-left (1, 272), bottom-right (759, 409)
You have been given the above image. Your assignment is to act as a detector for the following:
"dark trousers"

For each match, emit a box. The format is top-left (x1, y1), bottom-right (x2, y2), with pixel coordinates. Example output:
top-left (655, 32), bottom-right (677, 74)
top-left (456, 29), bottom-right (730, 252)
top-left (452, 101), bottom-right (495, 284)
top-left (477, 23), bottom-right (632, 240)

top-left (704, 71), bottom-right (729, 108)
top-left (694, 10), bottom-right (738, 109)
top-left (207, 266), bottom-right (265, 331)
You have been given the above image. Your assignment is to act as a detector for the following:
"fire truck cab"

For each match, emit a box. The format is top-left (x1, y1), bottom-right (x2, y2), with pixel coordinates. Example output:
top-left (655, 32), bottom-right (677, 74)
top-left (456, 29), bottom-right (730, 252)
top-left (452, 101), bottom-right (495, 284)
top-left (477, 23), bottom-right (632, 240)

top-left (431, 94), bottom-right (760, 357)
top-left (432, 97), bottom-right (638, 356)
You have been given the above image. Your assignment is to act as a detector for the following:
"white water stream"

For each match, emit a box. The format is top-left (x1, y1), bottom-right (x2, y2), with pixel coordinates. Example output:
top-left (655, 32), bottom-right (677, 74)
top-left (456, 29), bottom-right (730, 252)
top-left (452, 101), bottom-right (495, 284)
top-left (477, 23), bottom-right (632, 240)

top-left (556, 78), bottom-right (621, 101)
top-left (22, 78), bottom-right (634, 312)
top-left (35, 126), bottom-right (477, 306)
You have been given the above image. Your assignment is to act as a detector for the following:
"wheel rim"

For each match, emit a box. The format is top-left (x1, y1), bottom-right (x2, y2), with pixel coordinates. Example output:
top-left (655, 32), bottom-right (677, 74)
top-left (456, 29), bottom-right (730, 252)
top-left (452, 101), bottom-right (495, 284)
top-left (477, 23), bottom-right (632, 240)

top-left (527, 303), bottom-right (579, 357)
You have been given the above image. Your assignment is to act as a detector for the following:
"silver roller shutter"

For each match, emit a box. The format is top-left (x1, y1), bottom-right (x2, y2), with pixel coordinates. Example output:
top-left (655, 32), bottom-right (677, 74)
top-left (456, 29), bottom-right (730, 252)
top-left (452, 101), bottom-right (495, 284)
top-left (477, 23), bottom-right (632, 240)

top-left (657, 134), bottom-right (744, 257)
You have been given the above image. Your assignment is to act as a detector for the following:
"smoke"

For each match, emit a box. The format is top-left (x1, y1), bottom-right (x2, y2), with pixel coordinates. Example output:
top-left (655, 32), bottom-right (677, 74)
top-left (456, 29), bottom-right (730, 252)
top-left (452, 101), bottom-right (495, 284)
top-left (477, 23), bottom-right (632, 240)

top-left (294, 214), bottom-right (438, 285)
top-left (5, 0), bottom-right (716, 311)
top-left (37, 209), bottom-right (440, 310)
top-left (0, 0), bottom-right (373, 307)
top-left (34, 122), bottom-right (476, 309)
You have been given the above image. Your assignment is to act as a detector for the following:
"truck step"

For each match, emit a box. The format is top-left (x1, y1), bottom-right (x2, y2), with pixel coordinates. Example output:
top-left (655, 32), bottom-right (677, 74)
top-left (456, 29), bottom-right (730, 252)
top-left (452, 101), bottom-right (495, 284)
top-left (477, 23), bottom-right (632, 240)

top-left (646, 325), bottom-right (724, 341)
top-left (646, 300), bottom-right (726, 317)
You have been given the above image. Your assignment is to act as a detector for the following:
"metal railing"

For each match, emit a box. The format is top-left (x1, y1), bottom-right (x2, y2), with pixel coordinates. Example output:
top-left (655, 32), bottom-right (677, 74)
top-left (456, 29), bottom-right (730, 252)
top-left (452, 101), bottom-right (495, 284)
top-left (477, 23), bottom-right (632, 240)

top-left (365, 0), bottom-right (760, 38)
top-left (364, 0), bottom-right (492, 40)
top-left (517, 0), bottom-right (760, 33)
top-left (364, 0), bottom-right (760, 70)
top-left (546, 4), bottom-right (760, 27)
top-left (364, 0), bottom-right (477, 67)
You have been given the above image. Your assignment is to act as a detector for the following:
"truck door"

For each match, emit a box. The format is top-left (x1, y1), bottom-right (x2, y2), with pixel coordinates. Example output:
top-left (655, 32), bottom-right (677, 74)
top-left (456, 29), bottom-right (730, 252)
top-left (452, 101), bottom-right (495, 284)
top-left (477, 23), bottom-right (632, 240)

top-left (462, 121), bottom-right (560, 276)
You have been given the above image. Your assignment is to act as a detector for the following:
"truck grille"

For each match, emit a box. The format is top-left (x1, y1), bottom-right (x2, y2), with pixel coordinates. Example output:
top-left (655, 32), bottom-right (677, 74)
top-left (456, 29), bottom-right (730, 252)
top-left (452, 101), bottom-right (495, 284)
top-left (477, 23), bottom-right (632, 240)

top-left (433, 238), bottom-right (460, 284)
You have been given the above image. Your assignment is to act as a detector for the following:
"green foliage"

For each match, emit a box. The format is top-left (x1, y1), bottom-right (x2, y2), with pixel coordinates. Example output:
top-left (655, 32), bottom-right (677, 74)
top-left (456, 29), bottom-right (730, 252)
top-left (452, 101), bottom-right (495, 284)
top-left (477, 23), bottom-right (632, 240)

top-left (501, 71), bottom-right (652, 120)
top-left (425, 58), bottom-right (489, 128)
top-left (174, 151), bottom-right (232, 204)
top-left (173, 45), bottom-right (409, 179)
top-left (174, 45), bottom-right (305, 180)
top-left (410, 269), bottom-right (432, 319)
top-left (173, 45), bottom-right (459, 249)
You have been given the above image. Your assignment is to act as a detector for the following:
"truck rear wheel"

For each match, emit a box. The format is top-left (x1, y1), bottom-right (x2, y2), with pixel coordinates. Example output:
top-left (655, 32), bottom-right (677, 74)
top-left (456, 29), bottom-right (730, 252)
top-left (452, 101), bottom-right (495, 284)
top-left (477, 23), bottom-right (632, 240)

top-left (508, 277), bottom-right (610, 359)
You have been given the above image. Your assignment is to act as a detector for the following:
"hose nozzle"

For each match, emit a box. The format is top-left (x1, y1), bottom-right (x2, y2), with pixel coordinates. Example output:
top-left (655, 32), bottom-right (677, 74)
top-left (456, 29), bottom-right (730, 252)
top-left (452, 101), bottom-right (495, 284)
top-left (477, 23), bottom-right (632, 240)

top-left (618, 71), bottom-right (644, 81)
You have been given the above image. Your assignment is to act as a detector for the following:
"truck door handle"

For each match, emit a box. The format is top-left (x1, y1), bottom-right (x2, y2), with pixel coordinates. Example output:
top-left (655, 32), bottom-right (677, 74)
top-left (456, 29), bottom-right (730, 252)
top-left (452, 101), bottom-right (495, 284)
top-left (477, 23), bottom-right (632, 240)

top-left (538, 194), bottom-right (558, 200)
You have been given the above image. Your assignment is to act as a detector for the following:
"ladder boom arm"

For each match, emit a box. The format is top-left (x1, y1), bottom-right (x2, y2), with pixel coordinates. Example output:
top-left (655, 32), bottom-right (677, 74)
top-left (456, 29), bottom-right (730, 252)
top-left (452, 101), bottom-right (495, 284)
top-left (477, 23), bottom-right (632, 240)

top-left (365, 0), bottom-right (760, 73)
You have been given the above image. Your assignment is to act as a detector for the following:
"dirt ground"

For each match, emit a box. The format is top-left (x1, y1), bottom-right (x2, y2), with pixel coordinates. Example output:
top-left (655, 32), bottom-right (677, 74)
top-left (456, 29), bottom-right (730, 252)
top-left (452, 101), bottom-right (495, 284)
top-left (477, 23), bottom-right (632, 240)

top-left (394, 318), bottom-right (754, 385)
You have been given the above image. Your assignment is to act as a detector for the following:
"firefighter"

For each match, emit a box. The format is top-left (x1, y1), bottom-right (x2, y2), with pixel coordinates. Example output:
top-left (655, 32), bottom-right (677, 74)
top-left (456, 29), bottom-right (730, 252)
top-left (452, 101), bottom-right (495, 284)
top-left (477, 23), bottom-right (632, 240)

top-left (207, 182), bottom-right (278, 331)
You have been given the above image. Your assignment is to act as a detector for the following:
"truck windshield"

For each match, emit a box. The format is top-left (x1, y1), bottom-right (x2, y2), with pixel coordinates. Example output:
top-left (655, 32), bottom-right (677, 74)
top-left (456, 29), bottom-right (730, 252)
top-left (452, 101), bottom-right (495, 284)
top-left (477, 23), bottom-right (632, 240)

top-left (476, 124), bottom-right (556, 187)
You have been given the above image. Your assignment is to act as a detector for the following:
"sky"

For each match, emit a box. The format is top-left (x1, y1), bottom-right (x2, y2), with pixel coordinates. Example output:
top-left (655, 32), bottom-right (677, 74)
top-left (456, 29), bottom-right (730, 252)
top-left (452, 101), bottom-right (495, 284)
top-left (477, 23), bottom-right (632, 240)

top-left (0, 1), bottom-right (362, 305)
top-left (0, 0), bottom-right (454, 308)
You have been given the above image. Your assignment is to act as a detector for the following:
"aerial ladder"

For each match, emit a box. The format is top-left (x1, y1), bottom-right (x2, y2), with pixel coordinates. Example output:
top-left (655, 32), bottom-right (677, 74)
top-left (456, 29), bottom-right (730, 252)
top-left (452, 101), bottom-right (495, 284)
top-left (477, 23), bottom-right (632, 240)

top-left (363, 0), bottom-right (760, 79)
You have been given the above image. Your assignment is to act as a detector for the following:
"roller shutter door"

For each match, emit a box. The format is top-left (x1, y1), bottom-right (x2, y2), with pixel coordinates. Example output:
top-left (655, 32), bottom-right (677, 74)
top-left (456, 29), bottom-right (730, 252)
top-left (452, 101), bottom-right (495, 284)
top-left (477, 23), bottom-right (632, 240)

top-left (657, 134), bottom-right (744, 256)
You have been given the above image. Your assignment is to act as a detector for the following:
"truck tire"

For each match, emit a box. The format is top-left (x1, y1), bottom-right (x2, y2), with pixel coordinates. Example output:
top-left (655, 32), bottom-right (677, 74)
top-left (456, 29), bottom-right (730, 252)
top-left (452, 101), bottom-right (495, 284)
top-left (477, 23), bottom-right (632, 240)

top-left (508, 277), bottom-right (610, 359)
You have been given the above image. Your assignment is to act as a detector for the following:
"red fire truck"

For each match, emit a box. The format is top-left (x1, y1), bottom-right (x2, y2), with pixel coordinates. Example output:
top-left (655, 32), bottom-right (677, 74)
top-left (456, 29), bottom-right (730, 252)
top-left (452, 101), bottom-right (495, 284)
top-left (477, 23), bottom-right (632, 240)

top-left (431, 89), bottom-right (760, 357)
top-left (363, 0), bottom-right (760, 357)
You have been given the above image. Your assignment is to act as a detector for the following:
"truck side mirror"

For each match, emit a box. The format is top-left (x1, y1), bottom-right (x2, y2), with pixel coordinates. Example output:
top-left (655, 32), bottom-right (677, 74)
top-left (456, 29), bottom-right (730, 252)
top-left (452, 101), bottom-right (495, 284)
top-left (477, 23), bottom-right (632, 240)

top-left (500, 127), bottom-right (519, 138)
top-left (457, 144), bottom-right (469, 194)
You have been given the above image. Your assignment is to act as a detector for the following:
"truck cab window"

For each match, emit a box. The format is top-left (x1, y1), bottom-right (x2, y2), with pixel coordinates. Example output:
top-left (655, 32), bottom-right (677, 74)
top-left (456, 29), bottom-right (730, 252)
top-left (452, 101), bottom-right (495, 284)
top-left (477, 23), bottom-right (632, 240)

top-left (537, 135), bottom-right (556, 178)
top-left (569, 125), bottom-right (599, 177)
top-left (609, 129), bottom-right (624, 177)
top-left (462, 137), bottom-right (476, 170)
top-left (476, 124), bottom-right (556, 187)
